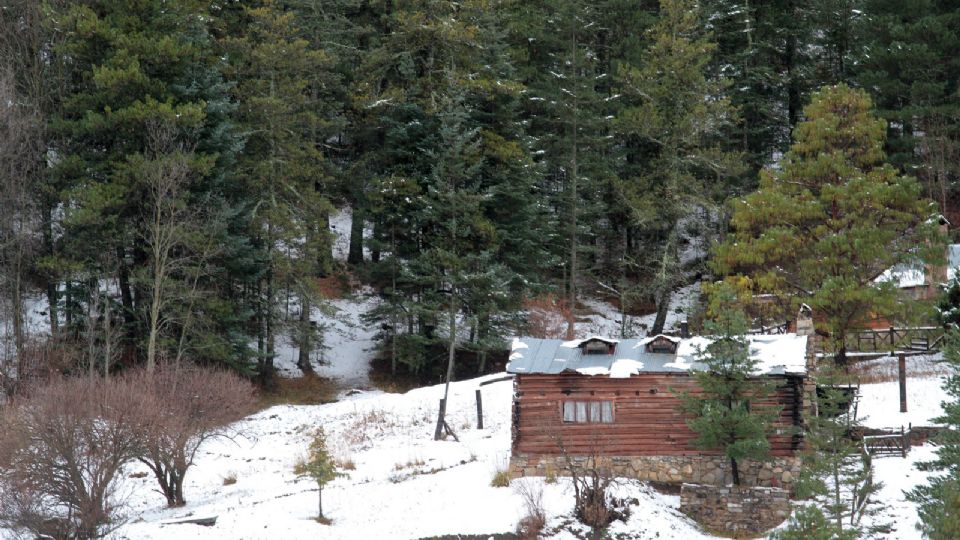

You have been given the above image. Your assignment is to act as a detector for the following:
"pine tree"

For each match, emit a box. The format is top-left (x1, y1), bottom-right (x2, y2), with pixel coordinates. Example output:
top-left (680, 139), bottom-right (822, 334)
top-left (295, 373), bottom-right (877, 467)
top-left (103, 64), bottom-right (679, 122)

top-left (939, 274), bottom-right (960, 329)
top-left (223, 1), bottom-right (335, 382)
top-left (703, 0), bottom-right (817, 179)
top-left (358, 1), bottom-right (545, 374)
top-left (770, 504), bottom-right (857, 540)
top-left (617, 0), bottom-right (742, 335)
top-left (47, 0), bottom-right (248, 371)
top-left (714, 84), bottom-right (942, 365)
top-left (908, 332), bottom-right (960, 538)
top-left (795, 368), bottom-right (884, 536)
top-left (505, 0), bottom-right (619, 327)
top-left (294, 427), bottom-right (343, 522)
top-left (680, 283), bottom-right (779, 485)
top-left (854, 0), bottom-right (960, 215)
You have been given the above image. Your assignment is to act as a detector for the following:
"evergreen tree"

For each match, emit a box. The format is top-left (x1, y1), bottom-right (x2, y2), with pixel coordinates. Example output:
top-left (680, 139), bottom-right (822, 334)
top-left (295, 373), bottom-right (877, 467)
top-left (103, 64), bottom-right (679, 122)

top-left (680, 283), bottom-right (778, 485)
top-left (47, 0), bottom-right (248, 371)
top-left (770, 504), bottom-right (856, 540)
top-left (617, 0), bottom-right (741, 335)
top-left (294, 427), bottom-right (343, 521)
top-left (795, 368), bottom-right (883, 535)
top-left (714, 84), bottom-right (942, 365)
top-left (939, 273), bottom-right (960, 329)
top-left (703, 0), bottom-right (817, 179)
top-left (908, 332), bottom-right (960, 538)
top-left (505, 0), bottom-right (619, 325)
top-left (223, 1), bottom-right (335, 381)
top-left (359, 1), bottom-right (545, 374)
top-left (855, 0), bottom-right (960, 215)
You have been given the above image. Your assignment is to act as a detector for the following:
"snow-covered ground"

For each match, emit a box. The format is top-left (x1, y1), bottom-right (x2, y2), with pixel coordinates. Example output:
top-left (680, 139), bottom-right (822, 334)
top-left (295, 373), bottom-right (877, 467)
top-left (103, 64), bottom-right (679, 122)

top-left (272, 290), bottom-right (380, 389)
top-left (577, 282), bottom-right (700, 339)
top-left (113, 374), bottom-right (710, 539)
top-left (857, 375), bottom-right (947, 429)
top-left (104, 370), bottom-right (948, 540)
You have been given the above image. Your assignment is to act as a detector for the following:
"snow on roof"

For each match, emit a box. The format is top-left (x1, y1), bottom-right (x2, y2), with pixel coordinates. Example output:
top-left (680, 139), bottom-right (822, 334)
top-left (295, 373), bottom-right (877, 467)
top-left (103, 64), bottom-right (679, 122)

top-left (560, 335), bottom-right (620, 348)
top-left (509, 334), bottom-right (808, 377)
top-left (636, 334), bottom-right (682, 347)
top-left (875, 243), bottom-right (960, 287)
top-left (875, 261), bottom-right (926, 288)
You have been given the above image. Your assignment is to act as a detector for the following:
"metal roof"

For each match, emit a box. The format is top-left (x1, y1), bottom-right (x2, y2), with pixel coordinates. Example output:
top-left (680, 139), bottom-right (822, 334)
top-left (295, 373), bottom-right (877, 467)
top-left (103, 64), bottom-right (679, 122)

top-left (507, 334), bottom-right (808, 377)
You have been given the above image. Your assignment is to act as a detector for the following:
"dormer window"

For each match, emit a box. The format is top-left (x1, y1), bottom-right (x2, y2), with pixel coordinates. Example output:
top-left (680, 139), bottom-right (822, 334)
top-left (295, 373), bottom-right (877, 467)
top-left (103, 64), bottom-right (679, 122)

top-left (581, 339), bottom-right (615, 355)
top-left (645, 335), bottom-right (679, 354)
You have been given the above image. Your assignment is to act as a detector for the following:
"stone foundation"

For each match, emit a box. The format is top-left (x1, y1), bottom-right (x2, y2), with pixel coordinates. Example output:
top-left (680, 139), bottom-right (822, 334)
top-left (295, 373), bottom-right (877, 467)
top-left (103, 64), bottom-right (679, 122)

top-left (680, 483), bottom-right (791, 534)
top-left (510, 454), bottom-right (801, 489)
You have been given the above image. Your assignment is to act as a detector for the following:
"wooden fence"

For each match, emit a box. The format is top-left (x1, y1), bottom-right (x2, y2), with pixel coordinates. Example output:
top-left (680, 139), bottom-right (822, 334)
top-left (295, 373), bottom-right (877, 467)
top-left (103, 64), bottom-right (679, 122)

top-left (849, 326), bottom-right (944, 353)
top-left (862, 426), bottom-right (911, 458)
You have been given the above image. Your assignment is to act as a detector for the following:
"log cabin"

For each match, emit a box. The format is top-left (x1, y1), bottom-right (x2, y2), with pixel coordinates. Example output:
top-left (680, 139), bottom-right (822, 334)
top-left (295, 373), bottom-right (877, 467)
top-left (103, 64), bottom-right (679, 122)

top-left (507, 333), bottom-right (812, 487)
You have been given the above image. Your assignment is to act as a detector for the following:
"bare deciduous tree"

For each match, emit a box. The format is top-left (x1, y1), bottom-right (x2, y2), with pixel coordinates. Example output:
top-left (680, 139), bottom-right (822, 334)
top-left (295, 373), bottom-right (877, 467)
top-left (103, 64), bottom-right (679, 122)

top-left (0, 67), bottom-right (39, 378)
top-left (0, 376), bottom-right (151, 539)
top-left (135, 121), bottom-right (229, 372)
top-left (130, 365), bottom-right (256, 507)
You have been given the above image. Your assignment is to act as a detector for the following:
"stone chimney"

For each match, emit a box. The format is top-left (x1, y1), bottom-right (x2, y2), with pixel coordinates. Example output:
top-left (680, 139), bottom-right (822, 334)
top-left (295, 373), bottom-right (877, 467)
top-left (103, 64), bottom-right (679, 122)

top-left (795, 304), bottom-right (814, 337)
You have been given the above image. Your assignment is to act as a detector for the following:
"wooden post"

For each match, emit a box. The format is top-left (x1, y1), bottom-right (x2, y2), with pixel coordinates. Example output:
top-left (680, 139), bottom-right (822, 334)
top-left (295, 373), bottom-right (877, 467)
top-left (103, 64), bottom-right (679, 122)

top-left (476, 389), bottom-right (483, 429)
top-left (889, 326), bottom-right (895, 350)
top-left (434, 398), bottom-right (446, 440)
top-left (901, 425), bottom-right (907, 458)
top-left (905, 423), bottom-right (912, 456)
top-left (898, 353), bottom-right (907, 413)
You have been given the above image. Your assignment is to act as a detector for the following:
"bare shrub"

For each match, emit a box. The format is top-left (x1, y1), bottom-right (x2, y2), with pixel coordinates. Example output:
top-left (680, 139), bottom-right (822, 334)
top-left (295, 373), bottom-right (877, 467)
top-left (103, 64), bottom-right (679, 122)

top-left (127, 365), bottom-right (256, 507)
top-left (0, 376), bottom-right (151, 539)
top-left (551, 434), bottom-right (620, 531)
top-left (514, 478), bottom-right (546, 539)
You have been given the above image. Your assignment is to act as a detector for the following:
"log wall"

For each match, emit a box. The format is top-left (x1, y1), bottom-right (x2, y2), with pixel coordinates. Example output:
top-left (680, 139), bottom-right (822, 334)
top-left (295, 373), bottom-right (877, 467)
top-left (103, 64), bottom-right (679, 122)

top-left (512, 372), bottom-right (803, 458)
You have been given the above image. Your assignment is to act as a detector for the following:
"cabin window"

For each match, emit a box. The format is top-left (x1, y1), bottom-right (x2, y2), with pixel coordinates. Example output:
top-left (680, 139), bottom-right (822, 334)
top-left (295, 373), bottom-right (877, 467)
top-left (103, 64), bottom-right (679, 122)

top-left (583, 341), bottom-right (613, 355)
top-left (645, 336), bottom-right (678, 354)
top-left (562, 400), bottom-right (614, 423)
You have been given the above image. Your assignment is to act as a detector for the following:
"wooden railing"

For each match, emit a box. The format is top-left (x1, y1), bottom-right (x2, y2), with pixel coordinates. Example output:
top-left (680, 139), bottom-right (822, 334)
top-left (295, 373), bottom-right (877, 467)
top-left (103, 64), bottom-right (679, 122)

top-left (749, 322), bottom-right (789, 335)
top-left (862, 426), bottom-right (911, 458)
top-left (848, 326), bottom-right (944, 353)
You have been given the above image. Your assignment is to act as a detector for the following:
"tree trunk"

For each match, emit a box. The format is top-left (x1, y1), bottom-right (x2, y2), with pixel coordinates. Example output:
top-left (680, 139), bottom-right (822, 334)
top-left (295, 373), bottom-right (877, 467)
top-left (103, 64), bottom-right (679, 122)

top-left (116, 246), bottom-right (135, 327)
top-left (43, 205), bottom-right (59, 334)
top-left (371, 220), bottom-right (381, 263)
top-left (651, 288), bottom-right (671, 335)
top-left (435, 300), bottom-right (457, 440)
top-left (298, 296), bottom-right (315, 374)
top-left (347, 205), bottom-right (364, 265)
top-left (567, 23), bottom-right (579, 337)
top-left (317, 486), bottom-right (324, 519)
top-left (146, 276), bottom-right (162, 372)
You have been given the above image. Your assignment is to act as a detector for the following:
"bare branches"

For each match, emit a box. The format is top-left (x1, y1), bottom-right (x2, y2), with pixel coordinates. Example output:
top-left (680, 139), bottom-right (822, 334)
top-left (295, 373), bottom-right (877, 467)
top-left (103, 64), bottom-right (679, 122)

top-left (128, 365), bottom-right (256, 507)
top-left (0, 376), bottom-right (151, 539)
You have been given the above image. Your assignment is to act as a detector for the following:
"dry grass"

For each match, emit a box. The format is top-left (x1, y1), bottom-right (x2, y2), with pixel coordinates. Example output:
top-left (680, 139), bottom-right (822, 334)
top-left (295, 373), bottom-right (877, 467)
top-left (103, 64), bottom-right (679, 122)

top-left (256, 375), bottom-right (339, 409)
top-left (221, 472), bottom-right (237, 486)
top-left (491, 468), bottom-right (512, 488)
top-left (850, 354), bottom-right (951, 384)
top-left (394, 458), bottom-right (426, 471)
